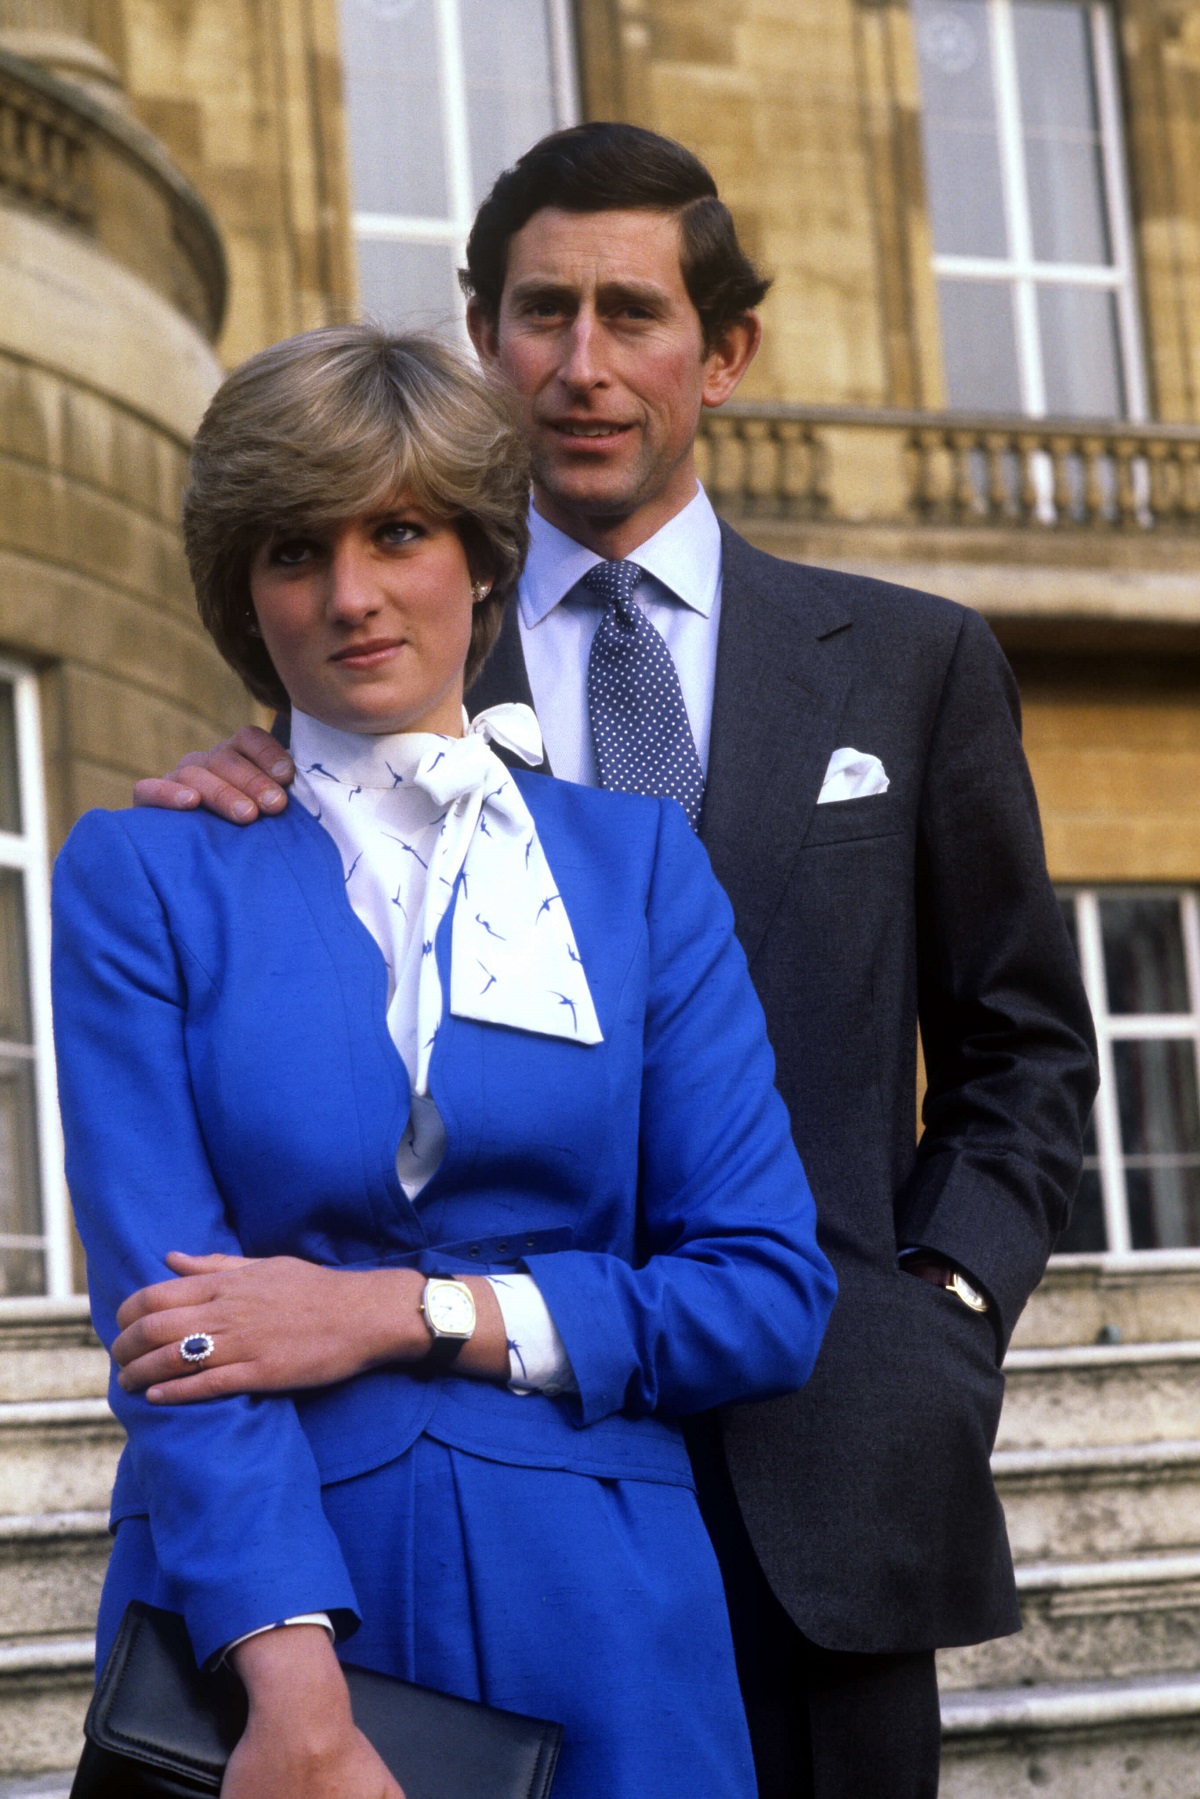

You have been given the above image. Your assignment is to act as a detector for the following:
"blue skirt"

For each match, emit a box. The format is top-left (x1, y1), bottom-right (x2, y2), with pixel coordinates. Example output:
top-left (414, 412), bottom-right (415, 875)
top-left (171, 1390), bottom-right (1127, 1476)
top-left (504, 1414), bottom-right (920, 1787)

top-left (99, 1435), bottom-right (756, 1799)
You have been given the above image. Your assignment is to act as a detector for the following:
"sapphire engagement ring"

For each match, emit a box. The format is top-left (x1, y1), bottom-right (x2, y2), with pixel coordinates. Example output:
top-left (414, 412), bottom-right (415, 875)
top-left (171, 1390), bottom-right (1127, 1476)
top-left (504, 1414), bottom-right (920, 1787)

top-left (179, 1332), bottom-right (216, 1367)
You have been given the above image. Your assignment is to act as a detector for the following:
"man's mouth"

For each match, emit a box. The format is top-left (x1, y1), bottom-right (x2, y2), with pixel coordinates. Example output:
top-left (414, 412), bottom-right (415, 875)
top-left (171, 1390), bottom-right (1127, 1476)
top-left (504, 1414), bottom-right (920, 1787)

top-left (549, 420), bottom-right (631, 440)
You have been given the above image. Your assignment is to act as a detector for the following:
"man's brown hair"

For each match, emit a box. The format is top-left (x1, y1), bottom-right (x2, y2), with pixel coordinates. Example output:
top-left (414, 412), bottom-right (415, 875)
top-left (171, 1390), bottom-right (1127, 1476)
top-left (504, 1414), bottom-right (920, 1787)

top-left (461, 123), bottom-right (770, 348)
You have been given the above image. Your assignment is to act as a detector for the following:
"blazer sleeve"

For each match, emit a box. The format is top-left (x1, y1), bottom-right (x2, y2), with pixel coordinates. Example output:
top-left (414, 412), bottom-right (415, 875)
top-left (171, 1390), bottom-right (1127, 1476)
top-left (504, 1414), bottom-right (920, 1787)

top-left (51, 811), bottom-right (360, 1666)
top-left (895, 607), bottom-right (1099, 1348)
top-left (528, 800), bottom-right (837, 1427)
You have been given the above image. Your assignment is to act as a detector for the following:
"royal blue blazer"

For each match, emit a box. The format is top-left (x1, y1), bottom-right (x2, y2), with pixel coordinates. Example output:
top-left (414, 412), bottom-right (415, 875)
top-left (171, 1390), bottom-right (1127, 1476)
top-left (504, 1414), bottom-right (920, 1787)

top-left (51, 775), bottom-right (835, 1667)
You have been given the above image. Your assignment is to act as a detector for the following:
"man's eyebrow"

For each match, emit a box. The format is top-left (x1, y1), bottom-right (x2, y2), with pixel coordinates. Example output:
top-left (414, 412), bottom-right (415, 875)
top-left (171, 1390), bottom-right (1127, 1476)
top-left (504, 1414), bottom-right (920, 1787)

top-left (505, 277), bottom-right (674, 311)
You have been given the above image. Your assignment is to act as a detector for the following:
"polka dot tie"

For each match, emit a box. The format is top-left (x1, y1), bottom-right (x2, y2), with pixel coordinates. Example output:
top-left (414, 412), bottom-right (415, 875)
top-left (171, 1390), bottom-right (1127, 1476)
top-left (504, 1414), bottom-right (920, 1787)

top-left (584, 560), bottom-right (705, 829)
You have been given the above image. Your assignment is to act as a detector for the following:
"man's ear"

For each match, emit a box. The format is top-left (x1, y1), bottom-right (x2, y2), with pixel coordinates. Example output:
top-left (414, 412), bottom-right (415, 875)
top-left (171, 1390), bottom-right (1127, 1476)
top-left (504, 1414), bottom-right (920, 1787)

top-left (700, 312), bottom-right (763, 409)
top-left (466, 297), bottom-right (500, 367)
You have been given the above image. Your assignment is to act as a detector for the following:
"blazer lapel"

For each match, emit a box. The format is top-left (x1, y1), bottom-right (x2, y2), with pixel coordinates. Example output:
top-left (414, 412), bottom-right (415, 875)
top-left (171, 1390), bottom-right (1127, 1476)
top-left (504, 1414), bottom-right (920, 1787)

top-left (703, 525), bottom-right (853, 964)
top-left (465, 597), bottom-right (551, 773)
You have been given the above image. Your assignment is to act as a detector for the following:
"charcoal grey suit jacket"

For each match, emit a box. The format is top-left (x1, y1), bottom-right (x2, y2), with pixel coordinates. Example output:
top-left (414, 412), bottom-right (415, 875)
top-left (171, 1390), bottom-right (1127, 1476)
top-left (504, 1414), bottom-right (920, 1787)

top-left (467, 520), bottom-right (1098, 1654)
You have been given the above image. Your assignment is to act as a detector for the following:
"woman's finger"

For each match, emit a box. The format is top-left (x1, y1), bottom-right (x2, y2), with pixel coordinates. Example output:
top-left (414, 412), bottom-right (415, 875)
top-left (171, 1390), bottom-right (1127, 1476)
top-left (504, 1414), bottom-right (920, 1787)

top-left (145, 1362), bottom-right (261, 1405)
top-left (165, 1250), bottom-right (251, 1274)
top-left (115, 1271), bottom-right (221, 1331)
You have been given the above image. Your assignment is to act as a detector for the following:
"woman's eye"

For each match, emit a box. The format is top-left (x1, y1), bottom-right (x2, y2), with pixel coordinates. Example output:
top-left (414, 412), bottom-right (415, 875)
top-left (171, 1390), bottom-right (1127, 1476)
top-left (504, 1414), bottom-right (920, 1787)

top-left (270, 538), bottom-right (317, 567)
top-left (377, 519), bottom-right (421, 545)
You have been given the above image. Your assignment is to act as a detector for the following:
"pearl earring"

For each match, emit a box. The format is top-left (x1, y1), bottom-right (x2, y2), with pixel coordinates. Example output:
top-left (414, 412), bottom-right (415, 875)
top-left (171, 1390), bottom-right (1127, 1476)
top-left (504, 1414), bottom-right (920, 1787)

top-left (471, 580), bottom-right (491, 603)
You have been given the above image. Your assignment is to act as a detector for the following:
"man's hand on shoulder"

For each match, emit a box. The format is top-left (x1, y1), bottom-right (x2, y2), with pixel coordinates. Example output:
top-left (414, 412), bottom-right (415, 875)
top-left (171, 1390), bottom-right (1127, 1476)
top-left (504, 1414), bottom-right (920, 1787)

top-left (133, 727), bottom-right (294, 824)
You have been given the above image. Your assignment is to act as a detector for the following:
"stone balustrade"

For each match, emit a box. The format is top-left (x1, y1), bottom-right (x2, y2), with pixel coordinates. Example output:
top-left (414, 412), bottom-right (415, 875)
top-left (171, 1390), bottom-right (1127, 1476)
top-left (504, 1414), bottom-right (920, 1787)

top-left (0, 47), bottom-right (225, 340)
top-left (697, 402), bottom-right (1200, 533)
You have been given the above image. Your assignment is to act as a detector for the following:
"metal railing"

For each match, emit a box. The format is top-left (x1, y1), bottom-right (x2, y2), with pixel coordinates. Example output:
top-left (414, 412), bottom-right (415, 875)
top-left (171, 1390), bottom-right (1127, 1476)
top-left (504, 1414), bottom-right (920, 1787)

top-left (697, 403), bottom-right (1200, 531)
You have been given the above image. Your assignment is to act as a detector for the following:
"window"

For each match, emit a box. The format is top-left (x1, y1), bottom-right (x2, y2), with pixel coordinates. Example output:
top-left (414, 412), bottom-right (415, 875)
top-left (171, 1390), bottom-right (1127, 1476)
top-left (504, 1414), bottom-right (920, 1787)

top-left (0, 662), bottom-right (68, 1296)
top-left (912, 0), bottom-right (1145, 418)
top-left (1058, 889), bottom-right (1200, 1254)
top-left (339, 0), bottom-right (579, 329)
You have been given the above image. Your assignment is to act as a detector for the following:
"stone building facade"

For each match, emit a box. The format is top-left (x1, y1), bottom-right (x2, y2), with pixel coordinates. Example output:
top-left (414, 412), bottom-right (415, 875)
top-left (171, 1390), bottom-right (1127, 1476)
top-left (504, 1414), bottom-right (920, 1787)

top-left (0, 2), bottom-right (1197, 1790)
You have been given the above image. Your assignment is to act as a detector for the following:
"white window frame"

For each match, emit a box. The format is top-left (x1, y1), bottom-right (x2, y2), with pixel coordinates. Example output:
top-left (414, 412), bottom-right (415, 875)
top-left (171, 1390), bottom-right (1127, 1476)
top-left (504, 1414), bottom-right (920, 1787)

top-left (1065, 887), bottom-right (1200, 1255)
top-left (0, 659), bottom-right (70, 1295)
top-left (929, 0), bottom-right (1146, 419)
top-left (350, 0), bottom-right (580, 312)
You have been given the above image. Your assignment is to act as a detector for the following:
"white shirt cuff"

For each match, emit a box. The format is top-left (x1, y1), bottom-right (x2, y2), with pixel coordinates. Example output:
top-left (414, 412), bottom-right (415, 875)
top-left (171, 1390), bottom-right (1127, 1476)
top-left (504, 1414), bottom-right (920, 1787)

top-left (486, 1272), bottom-right (577, 1397)
top-left (218, 1612), bottom-right (335, 1666)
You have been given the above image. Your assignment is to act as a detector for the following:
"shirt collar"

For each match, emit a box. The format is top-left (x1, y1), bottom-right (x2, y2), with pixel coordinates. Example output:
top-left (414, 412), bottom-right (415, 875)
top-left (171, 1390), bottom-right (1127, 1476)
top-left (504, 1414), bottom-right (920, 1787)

top-left (518, 484), bottom-right (722, 627)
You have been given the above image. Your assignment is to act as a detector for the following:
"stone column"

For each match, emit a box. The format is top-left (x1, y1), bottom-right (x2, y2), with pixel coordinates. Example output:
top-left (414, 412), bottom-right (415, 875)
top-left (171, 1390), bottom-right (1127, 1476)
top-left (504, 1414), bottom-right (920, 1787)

top-left (0, 0), bottom-right (123, 100)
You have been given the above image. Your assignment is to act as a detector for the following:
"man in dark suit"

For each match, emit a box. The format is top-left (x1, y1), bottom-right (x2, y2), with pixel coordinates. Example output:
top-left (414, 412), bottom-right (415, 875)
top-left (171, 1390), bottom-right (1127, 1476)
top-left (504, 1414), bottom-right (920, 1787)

top-left (138, 124), bottom-right (1098, 1799)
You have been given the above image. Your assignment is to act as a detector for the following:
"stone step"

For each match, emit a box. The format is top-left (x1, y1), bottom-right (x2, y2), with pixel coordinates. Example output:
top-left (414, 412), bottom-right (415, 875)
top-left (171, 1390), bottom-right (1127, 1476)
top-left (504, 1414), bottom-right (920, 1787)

top-left (940, 1670), bottom-right (1200, 1798)
top-left (0, 1403), bottom-right (122, 1519)
top-left (0, 1638), bottom-right (91, 1781)
top-left (0, 1302), bottom-right (106, 1405)
top-left (1014, 1250), bottom-right (1200, 1350)
top-left (0, 1513), bottom-right (109, 1643)
top-left (995, 1439), bottom-right (1200, 1563)
top-left (0, 1776), bottom-right (75, 1798)
top-left (939, 1551), bottom-right (1200, 1691)
top-left (997, 1341), bottom-right (1200, 1451)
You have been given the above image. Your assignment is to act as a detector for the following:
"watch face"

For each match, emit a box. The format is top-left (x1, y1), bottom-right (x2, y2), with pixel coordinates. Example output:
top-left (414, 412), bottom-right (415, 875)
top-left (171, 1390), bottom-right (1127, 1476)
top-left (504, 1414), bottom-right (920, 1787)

top-left (426, 1281), bottom-right (476, 1337)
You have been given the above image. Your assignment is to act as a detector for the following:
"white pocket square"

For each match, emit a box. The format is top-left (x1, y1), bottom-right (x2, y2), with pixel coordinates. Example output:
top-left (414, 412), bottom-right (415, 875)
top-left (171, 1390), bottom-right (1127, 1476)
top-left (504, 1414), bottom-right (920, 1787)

top-left (817, 747), bottom-right (890, 805)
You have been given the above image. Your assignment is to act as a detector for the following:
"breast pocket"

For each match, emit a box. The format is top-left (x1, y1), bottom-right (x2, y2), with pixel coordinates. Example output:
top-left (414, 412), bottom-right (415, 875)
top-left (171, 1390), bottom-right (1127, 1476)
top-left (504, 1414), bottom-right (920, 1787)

top-left (802, 794), bottom-right (900, 847)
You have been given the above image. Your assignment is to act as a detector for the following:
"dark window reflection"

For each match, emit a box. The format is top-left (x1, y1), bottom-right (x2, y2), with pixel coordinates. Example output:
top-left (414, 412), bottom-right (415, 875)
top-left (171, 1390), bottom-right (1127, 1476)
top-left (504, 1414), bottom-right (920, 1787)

top-left (0, 1052), bottom-right (43, 1296)
top-left (1101, 897), bottom-right (1190, 1014)
top-left (1127, 1166), bottom-right (1200, 1250)
top-left (0, 683), bottom-right (19, 836)
top-left (1112, 1039), bottom-right (1200, 1153)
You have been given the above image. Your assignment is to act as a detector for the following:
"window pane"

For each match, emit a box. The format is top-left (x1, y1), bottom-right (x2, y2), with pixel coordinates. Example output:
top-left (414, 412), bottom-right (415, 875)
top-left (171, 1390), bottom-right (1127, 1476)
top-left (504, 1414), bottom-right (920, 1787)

top-left (356, 239), bottom-right (461, 329)
top-left (0, 870), bottom-right (31, 1045)
top-left (1100, 896), bottom-right (1189, 1015)
top-left (461, 0), bottom-right (560, 208)
top-left (0, 1053), bottom-right (42, 1269)
top-left (0, 680), bottom-right (20, 834)
top-left (936, 278), bottom-right (1022, 410)
top-left (0, 1246), bottom-right (45, 1298)
top-left (1111, 1039), bottom-right (1200, 1155)
top-left (1126, 1165), bottom-right (1200, 1250)
top-left (1057, 1165), bottom-right (1106, 1251)
top-left (1037, 285), bottom-right (1124, 418)
top-left (340, 0), bottom-right (448, 219)
top-left (914, 0), bottom-right (1009, 257)
top-left (1013, 0), bottom-right (1111, 265)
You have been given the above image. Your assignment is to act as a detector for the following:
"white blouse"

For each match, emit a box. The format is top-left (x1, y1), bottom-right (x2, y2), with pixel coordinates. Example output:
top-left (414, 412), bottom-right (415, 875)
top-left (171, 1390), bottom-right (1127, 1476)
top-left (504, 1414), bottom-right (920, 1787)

top-left (289, 707), bottom-right (576, 1399)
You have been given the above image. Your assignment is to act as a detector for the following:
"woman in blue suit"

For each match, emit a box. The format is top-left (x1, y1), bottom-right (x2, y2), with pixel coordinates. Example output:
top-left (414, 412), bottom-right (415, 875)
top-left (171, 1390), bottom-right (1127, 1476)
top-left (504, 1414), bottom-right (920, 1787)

top-left (52, 327), bottom-right (835, 1799)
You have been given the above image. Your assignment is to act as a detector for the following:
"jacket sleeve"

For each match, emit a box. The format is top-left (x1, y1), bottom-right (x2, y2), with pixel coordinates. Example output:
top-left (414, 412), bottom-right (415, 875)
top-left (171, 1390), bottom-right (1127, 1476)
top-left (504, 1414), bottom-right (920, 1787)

top-left (528, 800), bottom-right (837, 1427)
top-left (51, 812), bottom-right (360, 1666)
top-left (895, 607), bottom-right (1099, 1348)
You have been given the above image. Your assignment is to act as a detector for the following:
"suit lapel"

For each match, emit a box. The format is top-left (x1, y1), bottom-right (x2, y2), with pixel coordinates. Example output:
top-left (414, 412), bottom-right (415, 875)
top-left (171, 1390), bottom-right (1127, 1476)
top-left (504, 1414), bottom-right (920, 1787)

top-left (465, 597), bottom-right (551, 773)
top-left (703, 525), bottom-right (854, 964)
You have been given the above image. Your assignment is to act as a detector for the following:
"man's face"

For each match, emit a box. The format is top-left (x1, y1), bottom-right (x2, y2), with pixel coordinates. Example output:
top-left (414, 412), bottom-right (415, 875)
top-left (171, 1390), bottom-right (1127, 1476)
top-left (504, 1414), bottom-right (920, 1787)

top-left (468, 207), bottom-right (758, 553)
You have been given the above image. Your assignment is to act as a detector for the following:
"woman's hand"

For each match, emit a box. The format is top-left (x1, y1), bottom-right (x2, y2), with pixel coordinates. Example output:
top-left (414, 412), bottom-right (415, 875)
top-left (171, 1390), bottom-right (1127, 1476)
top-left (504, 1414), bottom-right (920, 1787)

top-left (224, 1625), bottom-right (404, 1799)
top-left (113, 1252), bottom-right (509, 1402)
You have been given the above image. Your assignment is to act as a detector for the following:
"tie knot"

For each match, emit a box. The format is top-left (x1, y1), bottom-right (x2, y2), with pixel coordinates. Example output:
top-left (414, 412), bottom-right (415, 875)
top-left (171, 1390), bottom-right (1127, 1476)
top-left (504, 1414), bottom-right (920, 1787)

top-left (581, 559), bottom-right (644, 617)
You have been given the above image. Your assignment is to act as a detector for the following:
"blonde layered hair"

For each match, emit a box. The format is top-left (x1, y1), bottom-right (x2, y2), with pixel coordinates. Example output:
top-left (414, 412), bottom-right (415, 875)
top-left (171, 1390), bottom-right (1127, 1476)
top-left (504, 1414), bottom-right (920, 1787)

top-left (183, 325), bottom-right (531, 710)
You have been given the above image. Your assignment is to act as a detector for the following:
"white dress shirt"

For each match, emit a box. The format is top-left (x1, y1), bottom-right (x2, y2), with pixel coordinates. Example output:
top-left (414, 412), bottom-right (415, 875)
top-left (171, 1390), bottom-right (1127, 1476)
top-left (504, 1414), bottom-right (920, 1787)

top-left (518, 484), bottom-right (724, 786)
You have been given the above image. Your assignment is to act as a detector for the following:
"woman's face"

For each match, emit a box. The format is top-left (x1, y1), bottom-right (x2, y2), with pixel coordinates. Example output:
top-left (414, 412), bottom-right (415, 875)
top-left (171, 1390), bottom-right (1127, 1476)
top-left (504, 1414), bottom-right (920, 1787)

top-left (248, 498), bottom-right (480, 736)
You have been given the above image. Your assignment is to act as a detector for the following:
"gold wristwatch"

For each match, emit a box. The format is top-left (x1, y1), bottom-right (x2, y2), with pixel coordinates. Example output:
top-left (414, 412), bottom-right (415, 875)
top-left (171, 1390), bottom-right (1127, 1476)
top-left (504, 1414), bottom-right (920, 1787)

top-left (420, 1277), bottom-right (477, 1369)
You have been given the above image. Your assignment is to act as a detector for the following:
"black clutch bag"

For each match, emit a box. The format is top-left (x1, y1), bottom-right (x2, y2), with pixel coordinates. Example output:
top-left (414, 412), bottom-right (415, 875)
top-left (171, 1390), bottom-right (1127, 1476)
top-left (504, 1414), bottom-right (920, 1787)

top-left (71, 1601), bottom-right (562, 1799)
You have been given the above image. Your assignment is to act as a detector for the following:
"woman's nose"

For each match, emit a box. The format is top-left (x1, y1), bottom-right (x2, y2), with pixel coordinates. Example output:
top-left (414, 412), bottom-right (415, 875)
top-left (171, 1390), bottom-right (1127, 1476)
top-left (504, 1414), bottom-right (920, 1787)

top-left (325, 537), bottom-right (380, 619)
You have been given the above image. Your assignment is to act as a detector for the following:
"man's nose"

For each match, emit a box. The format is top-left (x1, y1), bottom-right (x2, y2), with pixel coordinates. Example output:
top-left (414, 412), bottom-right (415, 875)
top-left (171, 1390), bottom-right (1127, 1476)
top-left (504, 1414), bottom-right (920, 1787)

top-left (558, 312), bottom-right (606, 389)
top-left (325, 536), bottom-right (380, 619)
